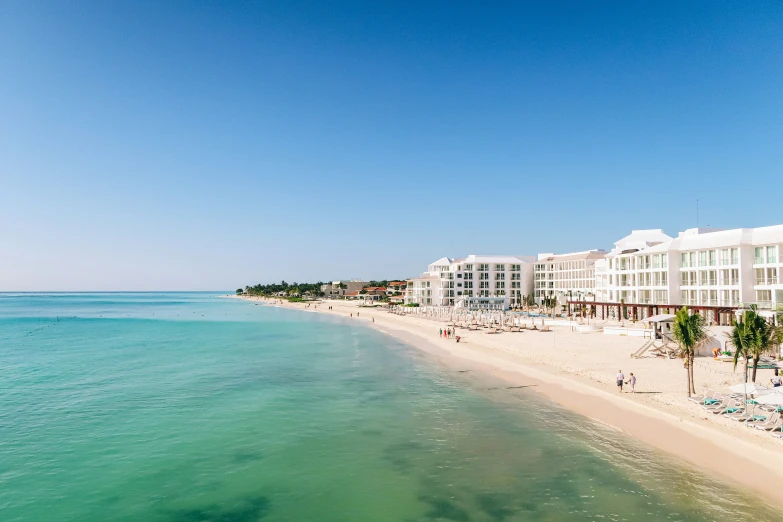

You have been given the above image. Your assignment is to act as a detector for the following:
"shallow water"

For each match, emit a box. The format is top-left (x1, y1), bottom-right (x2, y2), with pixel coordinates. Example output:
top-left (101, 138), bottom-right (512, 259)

top-left (0, 293), bottom-right (777, 521)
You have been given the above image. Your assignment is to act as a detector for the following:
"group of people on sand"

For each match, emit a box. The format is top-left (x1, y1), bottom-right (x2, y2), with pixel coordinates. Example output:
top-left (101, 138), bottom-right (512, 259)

top-left (438, 328), bottom-right (461, 343)
top-left (616, 370), bottom-right (637, 393)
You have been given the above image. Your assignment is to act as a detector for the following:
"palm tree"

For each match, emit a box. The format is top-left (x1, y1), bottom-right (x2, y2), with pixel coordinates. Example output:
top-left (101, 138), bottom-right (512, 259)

top-left (733, 308), bottom-right (782, 382)
top-left (729, 311), bottom-right (753, 390)
top-left (672, 306), bottom-right (708, 397)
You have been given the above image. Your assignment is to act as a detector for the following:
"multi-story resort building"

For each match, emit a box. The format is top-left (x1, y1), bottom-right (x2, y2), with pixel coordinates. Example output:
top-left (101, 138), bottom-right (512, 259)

top-left (405, 255), bottom-right (534, 310)
top-left (580, 225), bottom-right (783, 324)
top-left (533, 250), bottom-right (607, 304)
top-left (401, 224), bottom-right (782, 323)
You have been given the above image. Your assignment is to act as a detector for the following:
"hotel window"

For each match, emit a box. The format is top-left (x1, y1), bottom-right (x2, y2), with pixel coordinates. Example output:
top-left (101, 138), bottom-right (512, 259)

top-left (464, 290), bottom-right (473, 297)
top-left (730, 269), bottom-right (739, 285)
top-left (755, 247), bottom-right (764, 264)
top-left (511, 273), bottom-right (520, 280)
top-left (465, 264), bottom-right (473, 271)
top-left (457, 273), bottom-right (462, 278)
top-left (681, 290), bottom-right (688, 304)
top-left (464, 272), bottom-right (473, 280)
top-left (699, 290), bottom-right (708, 304)
top-left (495, 264), bottom-right (505, 271)
top-left (708, 250), bottom-right (716, 266)
top-left (478, 264), bottom-right (489, 271)
top-left (709, 290), bottom-right (717, 305)
top-left (479, 272), bottom-right (489, 280)
top-left (495, 273), bottom-right (505, 280)
top-left (731, 248), bottom-right (739, 265)
top-left (661, 272), bottom-right (667, 285)
top-left (755, 268), bottom-right (765, 285)
top-left (457, 283), bottom-right (462, 288)
top-left (699, 251), bottom-right (707, 267)
top-left (756, 290), bottom-right (772, 303)
top-left (464, 281), bottom-right (473, 289)
top-left (479, 281), bottom-right (489, 289)
top-left (511, 264), bottom-right (520, 271)
top-left (681, 272), bottom-right (689, 286)
top-left (699, 272), bottom-right (708, 286)
top-left (768, 246), bottom-right (777, 264)
top-left (768, 268), bottom-right (778, 284)
top-left (495, 281), bottom-right (505, 289)
top-left (732, 290), bottom-right (739, 304)
top-left (496, 290), bottom-right (506, 296)
top-left (681, 253), bottom-right (688, 268)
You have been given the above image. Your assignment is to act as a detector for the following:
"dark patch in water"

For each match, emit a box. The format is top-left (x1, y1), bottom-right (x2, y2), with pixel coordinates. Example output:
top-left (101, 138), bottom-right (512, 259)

top-left (360, 429), bottom-right (383, 436)
top-left (475, 493), bottom-right (513, 521)
top-left (233, 449), bottom-right (263, 463)
top-left (169, 495), bottom-right (270, 522)
top-left (419, 495), bottom-right (470, 521)
top-left (383, 441), bottom-right (427, 474)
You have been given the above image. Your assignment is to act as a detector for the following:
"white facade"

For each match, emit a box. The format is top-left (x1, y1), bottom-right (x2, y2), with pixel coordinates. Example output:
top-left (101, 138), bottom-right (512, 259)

top-left (596, 225), bottom-right (783, 322)
top-left (405, 255), bottom-right (534, 309)
top-left (534, 250), bottom-right (607, 304)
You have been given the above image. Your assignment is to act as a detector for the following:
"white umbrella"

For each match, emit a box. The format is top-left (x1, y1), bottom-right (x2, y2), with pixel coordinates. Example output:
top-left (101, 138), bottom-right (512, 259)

top-left (754, 392), bottom-right (783, 406)
top-left (728, 383), bottom-right (770, 395)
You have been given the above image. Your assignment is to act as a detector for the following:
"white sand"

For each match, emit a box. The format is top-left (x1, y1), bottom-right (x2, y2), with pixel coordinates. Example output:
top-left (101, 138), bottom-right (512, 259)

top-left (230, 295), bottom-right (783, 506)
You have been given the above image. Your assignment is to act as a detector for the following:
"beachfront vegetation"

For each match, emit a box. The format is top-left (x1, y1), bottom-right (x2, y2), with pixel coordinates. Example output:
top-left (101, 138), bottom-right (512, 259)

top-left (243, 281), bottom-right (326, 297)
top-left (731, 307), bottom-right (783, 383)
top-left (236, 288), bottom-right (243, 295)
top-left (672, 306), bottom-right (708, 397)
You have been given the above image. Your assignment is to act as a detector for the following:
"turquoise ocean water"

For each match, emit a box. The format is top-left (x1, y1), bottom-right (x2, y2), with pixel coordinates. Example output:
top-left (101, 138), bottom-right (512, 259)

top-left (0, 292), bottom-right (778, 521)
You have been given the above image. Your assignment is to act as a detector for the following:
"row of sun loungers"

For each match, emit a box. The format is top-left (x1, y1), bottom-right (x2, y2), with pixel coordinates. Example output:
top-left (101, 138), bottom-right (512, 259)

top-left (689, 389), bottom-right (783, 437)
top-left (454, 323), bottom-right (551, 333)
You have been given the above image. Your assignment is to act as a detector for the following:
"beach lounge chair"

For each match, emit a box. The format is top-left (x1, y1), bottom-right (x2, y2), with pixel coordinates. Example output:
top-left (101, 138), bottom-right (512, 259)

top-left (726, 403), bottom-right (756, 421)
top-left (703, 397), bottom-right (731, 413)
top-left (748, 411), bottom-right (780, 430)
top-left (699, 392), bottom-right (723, 406)
top-left (688, 389), bottom-right (715, 404)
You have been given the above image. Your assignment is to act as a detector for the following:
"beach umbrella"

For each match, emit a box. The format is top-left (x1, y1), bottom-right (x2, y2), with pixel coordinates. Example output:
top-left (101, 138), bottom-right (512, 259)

top-left (728, 383), bottom-right (770, 395)
top-left (754, 392), bottom-right (783, 406)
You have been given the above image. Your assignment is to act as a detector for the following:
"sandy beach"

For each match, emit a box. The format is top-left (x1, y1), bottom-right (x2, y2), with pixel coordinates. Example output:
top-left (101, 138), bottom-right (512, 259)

top-left (230, 295), bottom-right (783, 506)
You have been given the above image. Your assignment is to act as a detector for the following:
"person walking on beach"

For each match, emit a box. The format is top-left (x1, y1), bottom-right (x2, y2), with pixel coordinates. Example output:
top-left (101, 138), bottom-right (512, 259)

top-left (626, 373), bottom-right (636, 393)
top-left (771, 369), bottom-right (781, 388)
top-left (350, 313), bottom-right (352, 318)
top-left (616, 370), bottom-right (625, 392)
top-left (439, 328), bottom-right (443, 337)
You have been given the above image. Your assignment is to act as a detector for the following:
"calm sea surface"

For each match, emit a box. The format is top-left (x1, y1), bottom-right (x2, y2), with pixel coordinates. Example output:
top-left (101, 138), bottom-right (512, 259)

top-left (0, 293), bottom-right (777, 521)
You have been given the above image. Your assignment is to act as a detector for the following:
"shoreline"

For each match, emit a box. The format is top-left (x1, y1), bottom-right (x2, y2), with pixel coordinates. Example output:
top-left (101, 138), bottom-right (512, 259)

top-left (228, 295), bottom-right (783, 507)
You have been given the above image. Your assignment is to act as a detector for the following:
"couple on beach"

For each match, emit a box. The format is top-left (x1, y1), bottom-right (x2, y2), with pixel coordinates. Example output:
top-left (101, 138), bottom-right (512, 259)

top-left (616, 370), bottom-right (636, 393)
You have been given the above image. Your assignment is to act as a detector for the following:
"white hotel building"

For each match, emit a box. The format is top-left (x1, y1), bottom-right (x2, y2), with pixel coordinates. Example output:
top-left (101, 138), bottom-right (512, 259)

top-left (583, 225), bottom-right (783, 324)
top-left (405, 255), bottom-right (534, 310)
top-left (534, 250), bottom-right (607, 304)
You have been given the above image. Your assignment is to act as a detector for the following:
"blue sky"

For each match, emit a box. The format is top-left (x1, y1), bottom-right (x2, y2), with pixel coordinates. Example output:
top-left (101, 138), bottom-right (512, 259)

top-left (1, 1), bottom-right (781, 290)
